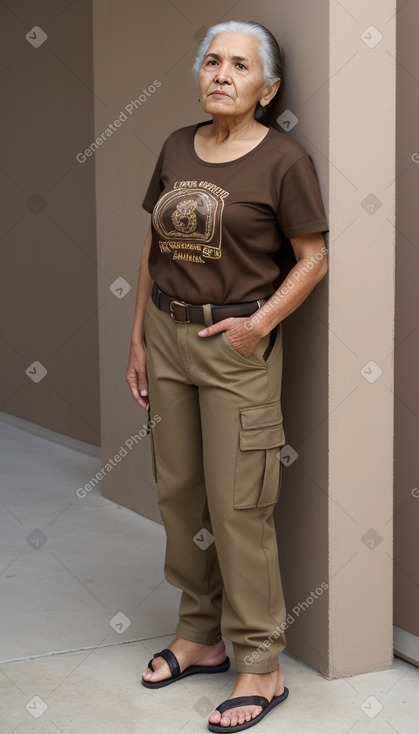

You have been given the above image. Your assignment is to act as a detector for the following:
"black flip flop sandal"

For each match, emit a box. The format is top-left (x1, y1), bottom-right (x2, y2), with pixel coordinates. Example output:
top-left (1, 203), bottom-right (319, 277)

top-left (207, 688), bottom-right (289, 732)
top-left (141, 647), bottom-right (231, 688)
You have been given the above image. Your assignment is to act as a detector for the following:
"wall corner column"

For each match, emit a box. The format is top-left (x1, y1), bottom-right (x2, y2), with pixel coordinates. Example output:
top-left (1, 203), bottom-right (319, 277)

top-left (327, 0), bottom-right (396, 677)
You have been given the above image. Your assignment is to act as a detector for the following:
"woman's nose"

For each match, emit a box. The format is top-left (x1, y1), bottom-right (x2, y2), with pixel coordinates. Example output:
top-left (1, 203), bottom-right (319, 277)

top-left (214, 64), bottom-right (231, 83)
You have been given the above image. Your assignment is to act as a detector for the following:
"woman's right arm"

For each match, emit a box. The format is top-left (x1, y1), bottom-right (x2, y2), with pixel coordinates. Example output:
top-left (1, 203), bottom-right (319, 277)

top-left (125, 221), bottom-right (153, 410)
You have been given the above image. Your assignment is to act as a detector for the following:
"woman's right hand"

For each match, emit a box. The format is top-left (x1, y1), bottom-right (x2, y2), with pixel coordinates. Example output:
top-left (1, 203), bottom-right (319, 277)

top-left (126, 343), bottom-right (149, 410)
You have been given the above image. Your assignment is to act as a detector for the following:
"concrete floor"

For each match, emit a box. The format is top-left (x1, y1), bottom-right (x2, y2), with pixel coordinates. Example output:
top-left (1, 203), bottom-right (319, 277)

top-left (0, 418), bottom-right (418, 733)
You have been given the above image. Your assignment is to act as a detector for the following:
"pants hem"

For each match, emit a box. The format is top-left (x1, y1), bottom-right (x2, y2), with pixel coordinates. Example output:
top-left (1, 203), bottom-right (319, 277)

top-left (235, 658), bottom-right (280, 674)
top-left (175, 624), bottom-right (222, 647)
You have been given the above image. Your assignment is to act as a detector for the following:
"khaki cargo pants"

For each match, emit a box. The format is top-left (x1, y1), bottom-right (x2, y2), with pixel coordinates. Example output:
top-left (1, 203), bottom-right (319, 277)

top-left (143, 295), bottom-right (287, 673)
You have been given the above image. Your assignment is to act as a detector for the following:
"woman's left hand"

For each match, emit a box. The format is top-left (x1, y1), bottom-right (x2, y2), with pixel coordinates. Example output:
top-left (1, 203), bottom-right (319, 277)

top-left (198, 317), bottom-right (262, 358)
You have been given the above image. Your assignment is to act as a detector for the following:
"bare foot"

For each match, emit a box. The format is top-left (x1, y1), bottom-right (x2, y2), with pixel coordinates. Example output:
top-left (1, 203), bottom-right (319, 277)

top-left (142, 637), bottom-right (226, 684)
top-left (208, 666), bottom-right (285, 728)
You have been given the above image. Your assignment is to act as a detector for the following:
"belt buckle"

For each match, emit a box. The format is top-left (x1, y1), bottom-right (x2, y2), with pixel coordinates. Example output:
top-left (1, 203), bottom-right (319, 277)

top-left (169, 299), bottom-right (190, 323)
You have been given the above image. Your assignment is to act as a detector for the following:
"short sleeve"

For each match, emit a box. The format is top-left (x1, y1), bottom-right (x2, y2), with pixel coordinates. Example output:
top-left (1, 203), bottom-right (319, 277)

top-left (142, 139), bottom-right (168, 213)
top-left (277, 155), bottom-right (328, 239)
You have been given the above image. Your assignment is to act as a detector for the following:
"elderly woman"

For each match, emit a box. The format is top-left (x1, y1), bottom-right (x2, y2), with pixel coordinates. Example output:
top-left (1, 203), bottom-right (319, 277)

top-left (126, 19), bottom-right (328, 733)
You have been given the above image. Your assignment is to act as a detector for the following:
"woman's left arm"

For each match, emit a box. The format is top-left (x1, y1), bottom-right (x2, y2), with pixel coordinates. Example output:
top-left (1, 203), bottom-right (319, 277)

top-left (198, 232), bottom-right (328, 357)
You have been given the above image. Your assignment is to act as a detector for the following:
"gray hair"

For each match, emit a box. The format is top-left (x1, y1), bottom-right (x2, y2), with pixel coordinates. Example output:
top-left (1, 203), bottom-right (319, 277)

top-left (192, 20), bottom-right (282, 87)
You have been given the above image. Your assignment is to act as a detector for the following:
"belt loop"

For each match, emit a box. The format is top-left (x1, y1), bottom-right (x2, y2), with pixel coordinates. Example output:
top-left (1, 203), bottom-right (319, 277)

top-left (202, 304), bottom-right (213, 327)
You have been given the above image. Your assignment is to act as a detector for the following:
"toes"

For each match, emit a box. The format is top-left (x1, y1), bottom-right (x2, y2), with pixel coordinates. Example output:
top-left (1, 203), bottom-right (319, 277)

top-left (142, 670), bottom-right (156, 682)
top-left (221, 713), bottom-right (238, 727)
top-left (208, 699), bottom-right (266, 727)
top-left (208, 711), bottom-right (221, 724)
top-left (142, 657), bottom-right (170, 682)
top-left (142, 666), bottom-right (155, 679)
top-left (217, 707), bottom-right (262, 728)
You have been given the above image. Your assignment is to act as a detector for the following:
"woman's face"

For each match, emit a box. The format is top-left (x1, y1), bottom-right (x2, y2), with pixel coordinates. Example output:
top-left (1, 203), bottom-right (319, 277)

top-left (198, 32), bottom-right (273, 119)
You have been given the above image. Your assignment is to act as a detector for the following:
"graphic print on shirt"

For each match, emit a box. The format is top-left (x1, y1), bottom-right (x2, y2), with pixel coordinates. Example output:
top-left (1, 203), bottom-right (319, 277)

top-left (152, 181), bottom-right (229, 264)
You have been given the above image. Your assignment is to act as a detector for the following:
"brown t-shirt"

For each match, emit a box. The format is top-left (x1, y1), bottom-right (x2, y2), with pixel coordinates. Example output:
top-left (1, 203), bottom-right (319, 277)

top-left (142, 121), bottom-right (328, 305)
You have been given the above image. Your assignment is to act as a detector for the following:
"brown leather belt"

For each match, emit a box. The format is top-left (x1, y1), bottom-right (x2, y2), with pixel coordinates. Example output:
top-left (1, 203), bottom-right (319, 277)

top-left (151, 283), bottom-right (266, 326)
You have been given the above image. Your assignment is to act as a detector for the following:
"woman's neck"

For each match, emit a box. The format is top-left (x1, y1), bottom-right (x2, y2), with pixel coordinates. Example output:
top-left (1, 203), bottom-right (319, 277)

top-left (205, 114), bottom-right (263, 143)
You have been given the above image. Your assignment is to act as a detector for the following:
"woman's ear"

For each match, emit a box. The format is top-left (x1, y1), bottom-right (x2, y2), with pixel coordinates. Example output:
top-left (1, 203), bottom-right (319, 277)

top-left (260, 78), bottom-right (281, 107)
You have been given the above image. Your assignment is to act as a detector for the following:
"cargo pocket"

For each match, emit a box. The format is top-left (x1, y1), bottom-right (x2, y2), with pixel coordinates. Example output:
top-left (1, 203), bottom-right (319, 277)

top-left (234, 401), bottom-right (286, 509)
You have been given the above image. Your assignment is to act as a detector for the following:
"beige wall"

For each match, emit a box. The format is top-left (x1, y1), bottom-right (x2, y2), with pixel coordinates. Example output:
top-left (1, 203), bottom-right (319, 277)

top-left (394, 0), bottom-right (419, 660)
top-left (93, 0), bottom-right (396, 677)
top-left (0, 0), bottom-right (100, 445)
top-left (328, 0), bottom-right (396, 676)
